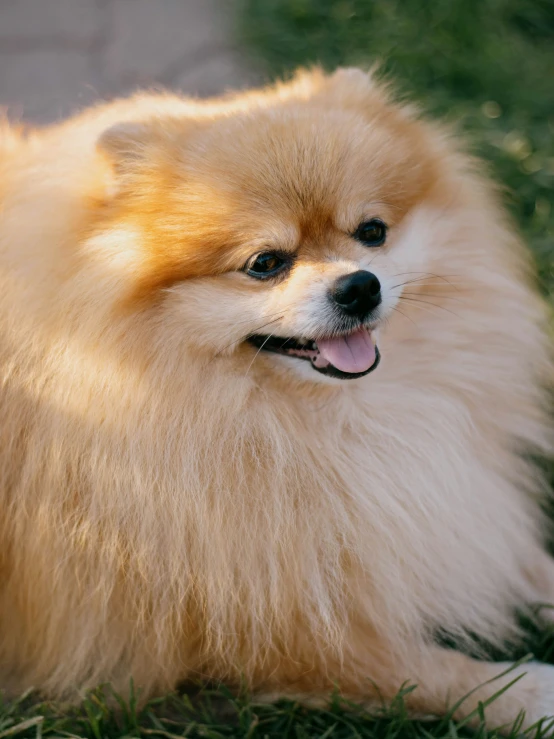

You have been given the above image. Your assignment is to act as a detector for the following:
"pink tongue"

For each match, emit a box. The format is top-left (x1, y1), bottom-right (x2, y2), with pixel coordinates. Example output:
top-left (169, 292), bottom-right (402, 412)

top-left (317, 328), bottom-right (376, 374)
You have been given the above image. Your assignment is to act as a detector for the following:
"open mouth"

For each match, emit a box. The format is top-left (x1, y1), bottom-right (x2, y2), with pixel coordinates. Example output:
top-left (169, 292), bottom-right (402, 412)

top-left (247, 326), bottom-right (380, 380)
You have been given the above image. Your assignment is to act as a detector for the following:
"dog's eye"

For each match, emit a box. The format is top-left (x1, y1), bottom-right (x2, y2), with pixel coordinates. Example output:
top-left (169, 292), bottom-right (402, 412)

top-left (245, 252), bottom-right (289, 279)
top-left (353, 219), bottom-right (387, 247)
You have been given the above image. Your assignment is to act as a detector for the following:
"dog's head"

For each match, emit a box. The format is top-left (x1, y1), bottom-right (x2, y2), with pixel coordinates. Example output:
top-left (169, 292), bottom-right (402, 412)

top-left (91, 68), bottom-right (478, 385)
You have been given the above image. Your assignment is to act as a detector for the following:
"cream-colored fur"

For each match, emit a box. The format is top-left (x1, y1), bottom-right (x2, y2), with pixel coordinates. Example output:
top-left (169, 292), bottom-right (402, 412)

top-left (0, 68), bottom-right (553, 733)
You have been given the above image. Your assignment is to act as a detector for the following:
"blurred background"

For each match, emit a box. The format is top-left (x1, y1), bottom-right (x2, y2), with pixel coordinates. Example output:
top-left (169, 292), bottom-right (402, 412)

top-left (0, 0), bottom-right (259, 120)
top-left (0, 0), bottom-right (552, 298)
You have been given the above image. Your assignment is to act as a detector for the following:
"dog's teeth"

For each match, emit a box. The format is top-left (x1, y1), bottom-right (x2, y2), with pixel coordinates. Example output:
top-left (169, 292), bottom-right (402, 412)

top-left (297, 337), bottom-right (317, 351)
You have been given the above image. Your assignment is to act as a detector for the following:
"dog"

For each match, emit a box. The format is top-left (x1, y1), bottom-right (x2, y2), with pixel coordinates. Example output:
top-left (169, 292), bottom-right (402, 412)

top-left (0, 67), bottom-right (553, 732)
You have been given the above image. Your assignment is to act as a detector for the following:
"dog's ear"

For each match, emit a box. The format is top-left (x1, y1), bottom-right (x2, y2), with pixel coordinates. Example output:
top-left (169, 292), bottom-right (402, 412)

top-left (274, 65), bottom-right (390, 112)
top-left (330, 66), bottom-right (377, 89)
top-left (325, 66), bottom-right (391, 107)
top-left (97, 121), bottom-right (160, 177)
top-left (96, 117), bottom-right (196, 198)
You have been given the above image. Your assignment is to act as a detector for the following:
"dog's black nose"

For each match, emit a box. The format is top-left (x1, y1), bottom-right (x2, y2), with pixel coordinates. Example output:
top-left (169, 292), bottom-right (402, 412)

top-left (331, 270), bottom-right (381, 317)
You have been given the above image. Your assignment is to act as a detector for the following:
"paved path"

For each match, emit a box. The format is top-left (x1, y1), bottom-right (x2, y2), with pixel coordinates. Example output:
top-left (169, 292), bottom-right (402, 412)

top-left (0, 0), bottom-right (259, 123)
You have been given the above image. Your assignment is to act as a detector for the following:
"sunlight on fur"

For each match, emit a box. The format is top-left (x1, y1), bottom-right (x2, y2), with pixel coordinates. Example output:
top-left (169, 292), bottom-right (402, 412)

top-left (0, 67), bottom-right (553, 733)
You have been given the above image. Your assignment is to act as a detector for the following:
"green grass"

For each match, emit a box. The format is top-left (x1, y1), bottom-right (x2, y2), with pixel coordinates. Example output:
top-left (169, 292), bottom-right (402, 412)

top-left (2, 1), bottom-right (554, 736)
top-left (3, 649), bottom-right (554, 739)
top-left (2, 618), bottom-right (554, 737)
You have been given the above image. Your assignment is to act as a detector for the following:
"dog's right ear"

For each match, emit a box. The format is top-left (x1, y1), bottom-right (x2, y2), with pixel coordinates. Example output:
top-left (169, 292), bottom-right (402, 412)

top-left (97, 121), bottom-right (157, 178)
top-left (96, 118), bottom-right (192, 198)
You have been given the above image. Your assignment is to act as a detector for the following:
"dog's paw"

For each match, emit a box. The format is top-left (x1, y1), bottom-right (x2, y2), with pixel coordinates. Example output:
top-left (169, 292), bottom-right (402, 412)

top-left (465, 661), bottom-right (554, 736)
top-left (523, 663), bottom-right (554, 736)
top-left (495, 662), bottom-right (554, 737)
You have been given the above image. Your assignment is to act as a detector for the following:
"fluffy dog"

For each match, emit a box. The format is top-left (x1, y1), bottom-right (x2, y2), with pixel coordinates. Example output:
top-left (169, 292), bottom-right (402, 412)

top-left (0, 67), bottom-right (553, 732)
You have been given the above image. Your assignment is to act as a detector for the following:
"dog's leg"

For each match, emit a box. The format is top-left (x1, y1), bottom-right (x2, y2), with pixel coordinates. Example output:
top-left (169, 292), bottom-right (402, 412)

top-left (261, 645), bottom-right (554, 734)
top-left (393, 645), bottom-right (554, 733)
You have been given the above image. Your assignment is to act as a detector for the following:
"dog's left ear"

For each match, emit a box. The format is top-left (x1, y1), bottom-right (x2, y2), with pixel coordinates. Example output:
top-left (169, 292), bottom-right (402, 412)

top-left (274, 66), bottom-right (379, 103)
top-left (278, 65), bottom-right (390, 114)
top-left (330, 67), bottom-right (376, 89)
top-left (325, 66), bottom-right (391, 107)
